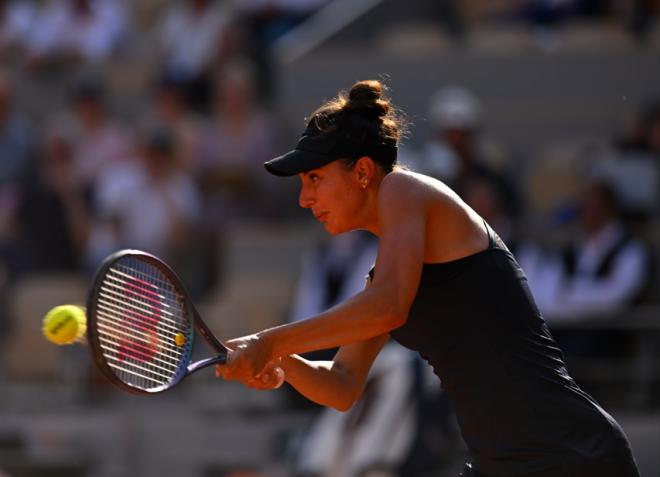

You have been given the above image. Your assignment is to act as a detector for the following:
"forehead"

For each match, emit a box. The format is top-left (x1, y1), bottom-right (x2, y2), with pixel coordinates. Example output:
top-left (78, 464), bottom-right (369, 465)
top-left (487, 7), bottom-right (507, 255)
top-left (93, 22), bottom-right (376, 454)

top-left (299, 160), bottom-right (348, 178)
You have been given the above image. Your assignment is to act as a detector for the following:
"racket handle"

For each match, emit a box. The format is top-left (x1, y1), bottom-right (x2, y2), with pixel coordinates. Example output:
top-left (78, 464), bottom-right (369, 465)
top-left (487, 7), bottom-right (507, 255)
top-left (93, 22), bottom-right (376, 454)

top-left (187, 353), bottom-right (227, 375)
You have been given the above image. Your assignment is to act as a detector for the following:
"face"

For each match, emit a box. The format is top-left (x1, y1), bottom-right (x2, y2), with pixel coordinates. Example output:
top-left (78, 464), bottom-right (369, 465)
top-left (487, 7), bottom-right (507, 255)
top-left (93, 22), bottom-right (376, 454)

top-left (579, 184), bottom-right (614, 234)
top-left (298, 160), bottom-right (367, 235)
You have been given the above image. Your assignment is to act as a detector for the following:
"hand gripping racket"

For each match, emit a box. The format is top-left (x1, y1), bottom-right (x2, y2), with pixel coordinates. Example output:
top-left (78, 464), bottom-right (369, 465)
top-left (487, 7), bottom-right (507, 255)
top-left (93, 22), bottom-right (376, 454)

top-left (86, 249), bottom-right (283, 395)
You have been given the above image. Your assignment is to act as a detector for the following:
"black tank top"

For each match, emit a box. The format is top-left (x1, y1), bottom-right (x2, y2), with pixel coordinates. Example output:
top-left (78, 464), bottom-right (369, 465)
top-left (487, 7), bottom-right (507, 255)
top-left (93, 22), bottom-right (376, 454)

top-left (382, 223), bottom-right (639, 476)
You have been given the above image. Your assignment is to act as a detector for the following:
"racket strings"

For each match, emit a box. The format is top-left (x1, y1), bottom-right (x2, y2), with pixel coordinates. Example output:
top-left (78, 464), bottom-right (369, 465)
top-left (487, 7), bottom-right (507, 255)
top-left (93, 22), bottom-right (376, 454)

top-left (95, 258), bottom-right (191, 390)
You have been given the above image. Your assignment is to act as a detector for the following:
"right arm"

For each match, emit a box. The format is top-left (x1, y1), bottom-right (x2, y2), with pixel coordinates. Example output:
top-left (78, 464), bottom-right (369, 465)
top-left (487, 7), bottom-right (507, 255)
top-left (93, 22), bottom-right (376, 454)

top-left (229, 333), bottom-right (389, 412)
top-left (278, 333), bottom-right (389, 411)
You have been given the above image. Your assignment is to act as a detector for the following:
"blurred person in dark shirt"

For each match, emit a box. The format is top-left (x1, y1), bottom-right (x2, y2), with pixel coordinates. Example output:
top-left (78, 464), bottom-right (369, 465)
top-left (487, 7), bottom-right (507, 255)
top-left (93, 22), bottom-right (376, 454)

top-left (3, 130), bottom-right (90, 279)
top-left (155, 0), bottom-right (238, 111)
top-left (194, 59), bottom-right (280, 221)
top-left (45, 73), bottom-right (134, 192)
top-left (143, 72), bottom-right (207, 172)
top-left (527, 179), bottom-right (653, 367)
top-left (415, 85), bottom-right (519, 220)
top-left (0, 68), bottom-right (37, 278)
top-left (588, 100), bottom-right (660, 225)
top-left (0, 69), bottom-right (33, 181)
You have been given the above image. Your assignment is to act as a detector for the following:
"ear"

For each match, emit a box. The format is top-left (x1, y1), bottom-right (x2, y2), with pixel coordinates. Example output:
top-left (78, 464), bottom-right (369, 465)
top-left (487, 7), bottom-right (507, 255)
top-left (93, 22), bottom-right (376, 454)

top-left (354, 156), bottom-right (376, 188)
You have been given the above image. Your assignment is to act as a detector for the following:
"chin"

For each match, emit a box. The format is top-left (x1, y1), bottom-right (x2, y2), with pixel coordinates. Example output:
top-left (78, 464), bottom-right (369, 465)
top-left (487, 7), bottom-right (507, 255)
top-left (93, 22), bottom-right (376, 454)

top-left (323, 223), bottom-right (340, 235)
top-left (324, 222), bottom-right (352, 235)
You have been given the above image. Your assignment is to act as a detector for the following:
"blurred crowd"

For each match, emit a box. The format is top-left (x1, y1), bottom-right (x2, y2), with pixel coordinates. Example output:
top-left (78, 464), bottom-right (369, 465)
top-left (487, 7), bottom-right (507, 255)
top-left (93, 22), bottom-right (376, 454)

top-left (0, 1), bottom-right (659, 476)
top-left (0, 0), bottom-right (333, 297)
top-left (0, 0), bottom-right (658, 292)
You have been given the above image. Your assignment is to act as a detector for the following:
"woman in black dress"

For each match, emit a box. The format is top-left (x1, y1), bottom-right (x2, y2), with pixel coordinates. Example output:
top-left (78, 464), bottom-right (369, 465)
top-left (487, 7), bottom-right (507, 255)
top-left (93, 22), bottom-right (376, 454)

top-left (216, 80), bottom-right (640, 476)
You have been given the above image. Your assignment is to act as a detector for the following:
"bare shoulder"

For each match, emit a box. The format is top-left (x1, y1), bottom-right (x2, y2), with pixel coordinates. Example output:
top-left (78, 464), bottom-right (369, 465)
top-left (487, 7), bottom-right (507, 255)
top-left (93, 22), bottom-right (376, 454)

top-left (379, 169), bottom-right (453, 205)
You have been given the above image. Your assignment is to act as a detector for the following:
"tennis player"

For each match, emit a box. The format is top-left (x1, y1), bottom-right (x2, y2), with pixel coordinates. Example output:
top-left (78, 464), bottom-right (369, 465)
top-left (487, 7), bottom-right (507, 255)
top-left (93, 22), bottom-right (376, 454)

top-left (216, 80), bottom-right (640, 476)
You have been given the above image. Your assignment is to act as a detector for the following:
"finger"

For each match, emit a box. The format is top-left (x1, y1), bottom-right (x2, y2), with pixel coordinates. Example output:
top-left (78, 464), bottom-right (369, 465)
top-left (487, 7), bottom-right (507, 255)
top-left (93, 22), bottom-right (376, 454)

top-left (273, 366), bottom-right (285, 389)
top-left (215, 364), bottom-right (225, 379)
top-left (255, 367), bottom-right (285, 389)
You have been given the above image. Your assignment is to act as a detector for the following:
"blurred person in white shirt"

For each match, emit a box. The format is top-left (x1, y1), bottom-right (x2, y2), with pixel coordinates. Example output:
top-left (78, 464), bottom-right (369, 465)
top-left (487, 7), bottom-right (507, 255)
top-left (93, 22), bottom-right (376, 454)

top-left (85, 126), bottom-right (202, 272)
top-left (23, 0), bottom-right (130, 68)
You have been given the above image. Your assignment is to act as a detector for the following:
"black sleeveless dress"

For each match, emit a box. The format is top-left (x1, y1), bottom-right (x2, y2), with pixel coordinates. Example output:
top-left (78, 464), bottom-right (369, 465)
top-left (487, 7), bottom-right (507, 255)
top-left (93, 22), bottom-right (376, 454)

top-left (379, 224), bottom-right (640, 476)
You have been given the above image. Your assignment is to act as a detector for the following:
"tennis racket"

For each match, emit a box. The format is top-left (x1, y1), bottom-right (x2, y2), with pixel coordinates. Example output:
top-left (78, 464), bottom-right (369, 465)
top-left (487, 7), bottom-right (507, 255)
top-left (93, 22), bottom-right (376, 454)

top-left (86, 249), bottom-right (283, 395)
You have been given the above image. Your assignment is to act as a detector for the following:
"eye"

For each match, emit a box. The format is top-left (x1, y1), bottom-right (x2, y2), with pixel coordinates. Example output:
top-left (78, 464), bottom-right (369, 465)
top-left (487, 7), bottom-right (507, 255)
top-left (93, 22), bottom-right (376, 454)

top-left (309, 173), bottom-right (320, 184)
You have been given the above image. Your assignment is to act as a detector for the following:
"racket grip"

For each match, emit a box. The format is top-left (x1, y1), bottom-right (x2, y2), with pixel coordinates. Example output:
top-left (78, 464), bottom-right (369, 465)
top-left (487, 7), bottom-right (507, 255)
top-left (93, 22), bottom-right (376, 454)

top-left (187, 353), bottom-right (227, 375)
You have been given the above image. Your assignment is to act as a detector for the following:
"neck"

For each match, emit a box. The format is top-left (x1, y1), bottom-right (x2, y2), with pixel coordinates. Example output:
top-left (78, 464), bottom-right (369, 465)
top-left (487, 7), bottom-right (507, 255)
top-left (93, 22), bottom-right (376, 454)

top-left (356, 170), bottom-right (387, 235)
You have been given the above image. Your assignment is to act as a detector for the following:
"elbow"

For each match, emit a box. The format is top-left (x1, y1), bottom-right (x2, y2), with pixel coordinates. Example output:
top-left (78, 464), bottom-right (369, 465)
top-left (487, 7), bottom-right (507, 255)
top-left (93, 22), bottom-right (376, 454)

top-left (332, 390), bottom-right (361, 412)
top-left (382, 310), bottom-right (407, 331)
top-left (390, 313), bottom-right (408, 329)
top-left (380, 296), bottom-right (409, 331)
top-left (328, 367), bottom-right (362, 412)
top-left (333, 400), bottom-right (355, 413)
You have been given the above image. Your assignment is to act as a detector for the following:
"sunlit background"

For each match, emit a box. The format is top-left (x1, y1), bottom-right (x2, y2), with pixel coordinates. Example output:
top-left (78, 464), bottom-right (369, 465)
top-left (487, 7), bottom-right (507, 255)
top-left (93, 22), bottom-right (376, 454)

top-left (1, 0), bottom-right (659, 476)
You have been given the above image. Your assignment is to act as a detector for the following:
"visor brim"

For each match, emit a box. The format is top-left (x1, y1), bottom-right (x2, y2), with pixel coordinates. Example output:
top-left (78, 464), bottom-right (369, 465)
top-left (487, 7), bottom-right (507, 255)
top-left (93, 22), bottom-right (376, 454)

top-left (264, 149), bottom-right (341, 177)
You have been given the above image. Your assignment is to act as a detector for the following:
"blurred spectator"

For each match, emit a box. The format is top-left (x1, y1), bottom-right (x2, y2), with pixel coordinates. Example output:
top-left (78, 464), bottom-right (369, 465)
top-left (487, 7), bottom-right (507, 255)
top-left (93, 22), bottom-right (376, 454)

top-left (431, 0), bottom-right (467, 41)
top-left (23, 0), bottom-right (131, 69)
top-left (0, 0), bottom-right (37, 58)
top-left (527, 179), bottom-right (653, 356)
top-left (621, 0), bottom-right (660, 42)
top-left (293, 343), bottom-right (421, 477)
top-left (155, 0), bottom-right (237, 111)
top-left (462, 177), bottom-right (516, 246)
top-left (519, 0), bottom-right (590, 28)
top-left (2, 130), bottom-right (91, 279)
top-left (84, 126), bottom-right (202, 274)
top-left (0, 68), bottom-right (35, 241)
top-left (46, 73), bottom-right (134, 191)
top-left (143, 72), bottom-right (207, 172)
top-left (532, 180), bottom-right (654, 320)
top-left (414, 85), bottom-right (519, 218)
top-left (588, 100), bottom-right (660, 223)
top-left (290, 231), bottom-right (378, 324)
top-left (193, 59), bottom-right (279, 221)
top-left (236, 0), bottom-right (327, 46)
top-left (234, 0), bottom-right (328, 100)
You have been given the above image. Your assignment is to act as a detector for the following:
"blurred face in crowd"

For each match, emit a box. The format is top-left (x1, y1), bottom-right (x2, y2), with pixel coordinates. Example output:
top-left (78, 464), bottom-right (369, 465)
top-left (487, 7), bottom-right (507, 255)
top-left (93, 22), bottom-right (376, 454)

top-left (74, 96), bottom-right (104, 129)
top-left (43, 134), bottom-right (76, 190)
top-left (297, 159), bottom-right (371, 235)
top-left (441, 127), bottom-right (475, 161)
top-left (0, 73), bottom-right (12, 124)
top-left (143, 146), bottom-right (175, 181)
top-left (579, 183), bottom-right (617, 236)
top-left (155, 85), bottom-right (186, 122)
top-left (189, 0), bottom-right (210, 13)
top-left (463, 178), bottom-right (504, 225)
top-left (73, 0), bottom-right (91, 15)
top-left (215, 78), bottom-right (252, 116)
top-left (648, 116), bottom-right (660, 153)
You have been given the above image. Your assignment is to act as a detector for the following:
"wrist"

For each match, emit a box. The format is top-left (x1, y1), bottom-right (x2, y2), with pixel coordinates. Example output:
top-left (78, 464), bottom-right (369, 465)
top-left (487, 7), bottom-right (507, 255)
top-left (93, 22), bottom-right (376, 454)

top-left (257, 329), bottom-right (277, 361)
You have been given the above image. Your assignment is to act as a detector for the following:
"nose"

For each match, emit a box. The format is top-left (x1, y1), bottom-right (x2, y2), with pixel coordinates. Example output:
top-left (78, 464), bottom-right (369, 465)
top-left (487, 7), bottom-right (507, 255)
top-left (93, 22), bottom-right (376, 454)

top-left (298, 182), bottom-right (314, 209)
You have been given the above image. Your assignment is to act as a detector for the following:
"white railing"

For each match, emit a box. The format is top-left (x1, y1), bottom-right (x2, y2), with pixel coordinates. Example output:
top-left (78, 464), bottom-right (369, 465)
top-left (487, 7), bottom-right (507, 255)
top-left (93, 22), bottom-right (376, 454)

top-left (272, 0), bottom-right (384, 64)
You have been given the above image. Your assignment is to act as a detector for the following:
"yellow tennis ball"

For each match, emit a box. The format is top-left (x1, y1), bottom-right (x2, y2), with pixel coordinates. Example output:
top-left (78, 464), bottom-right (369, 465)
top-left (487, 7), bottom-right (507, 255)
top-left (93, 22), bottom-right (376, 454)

top-left (42, 305), bottom-right (87, 345)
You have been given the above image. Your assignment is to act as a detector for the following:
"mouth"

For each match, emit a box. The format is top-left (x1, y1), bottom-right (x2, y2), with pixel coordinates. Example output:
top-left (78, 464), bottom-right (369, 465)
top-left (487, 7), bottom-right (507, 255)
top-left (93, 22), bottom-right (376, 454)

top-left (314, 211), bottom-right (329, 223)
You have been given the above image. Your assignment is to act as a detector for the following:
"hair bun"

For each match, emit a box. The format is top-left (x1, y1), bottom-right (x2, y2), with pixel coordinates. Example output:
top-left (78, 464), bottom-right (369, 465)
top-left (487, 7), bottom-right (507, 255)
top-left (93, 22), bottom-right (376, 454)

top-left (345, 80), bottom-right (390, 119)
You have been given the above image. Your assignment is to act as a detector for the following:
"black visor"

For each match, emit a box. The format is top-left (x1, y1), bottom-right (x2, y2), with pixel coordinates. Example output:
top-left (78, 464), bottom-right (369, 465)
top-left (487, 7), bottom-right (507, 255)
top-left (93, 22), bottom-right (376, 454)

top-left (265, 119), bottom-right (397, 177)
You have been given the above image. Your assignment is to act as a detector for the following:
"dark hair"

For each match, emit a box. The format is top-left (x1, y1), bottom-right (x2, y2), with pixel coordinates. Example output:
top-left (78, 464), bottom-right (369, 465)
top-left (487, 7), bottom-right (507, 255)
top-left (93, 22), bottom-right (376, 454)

top-left (308, 80), bottom-right (407, 173)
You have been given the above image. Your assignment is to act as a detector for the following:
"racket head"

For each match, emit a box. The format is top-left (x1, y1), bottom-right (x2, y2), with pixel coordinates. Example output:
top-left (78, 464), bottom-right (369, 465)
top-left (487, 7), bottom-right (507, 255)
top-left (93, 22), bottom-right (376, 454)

top-left (86, 250), bottom-right (196, 395)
